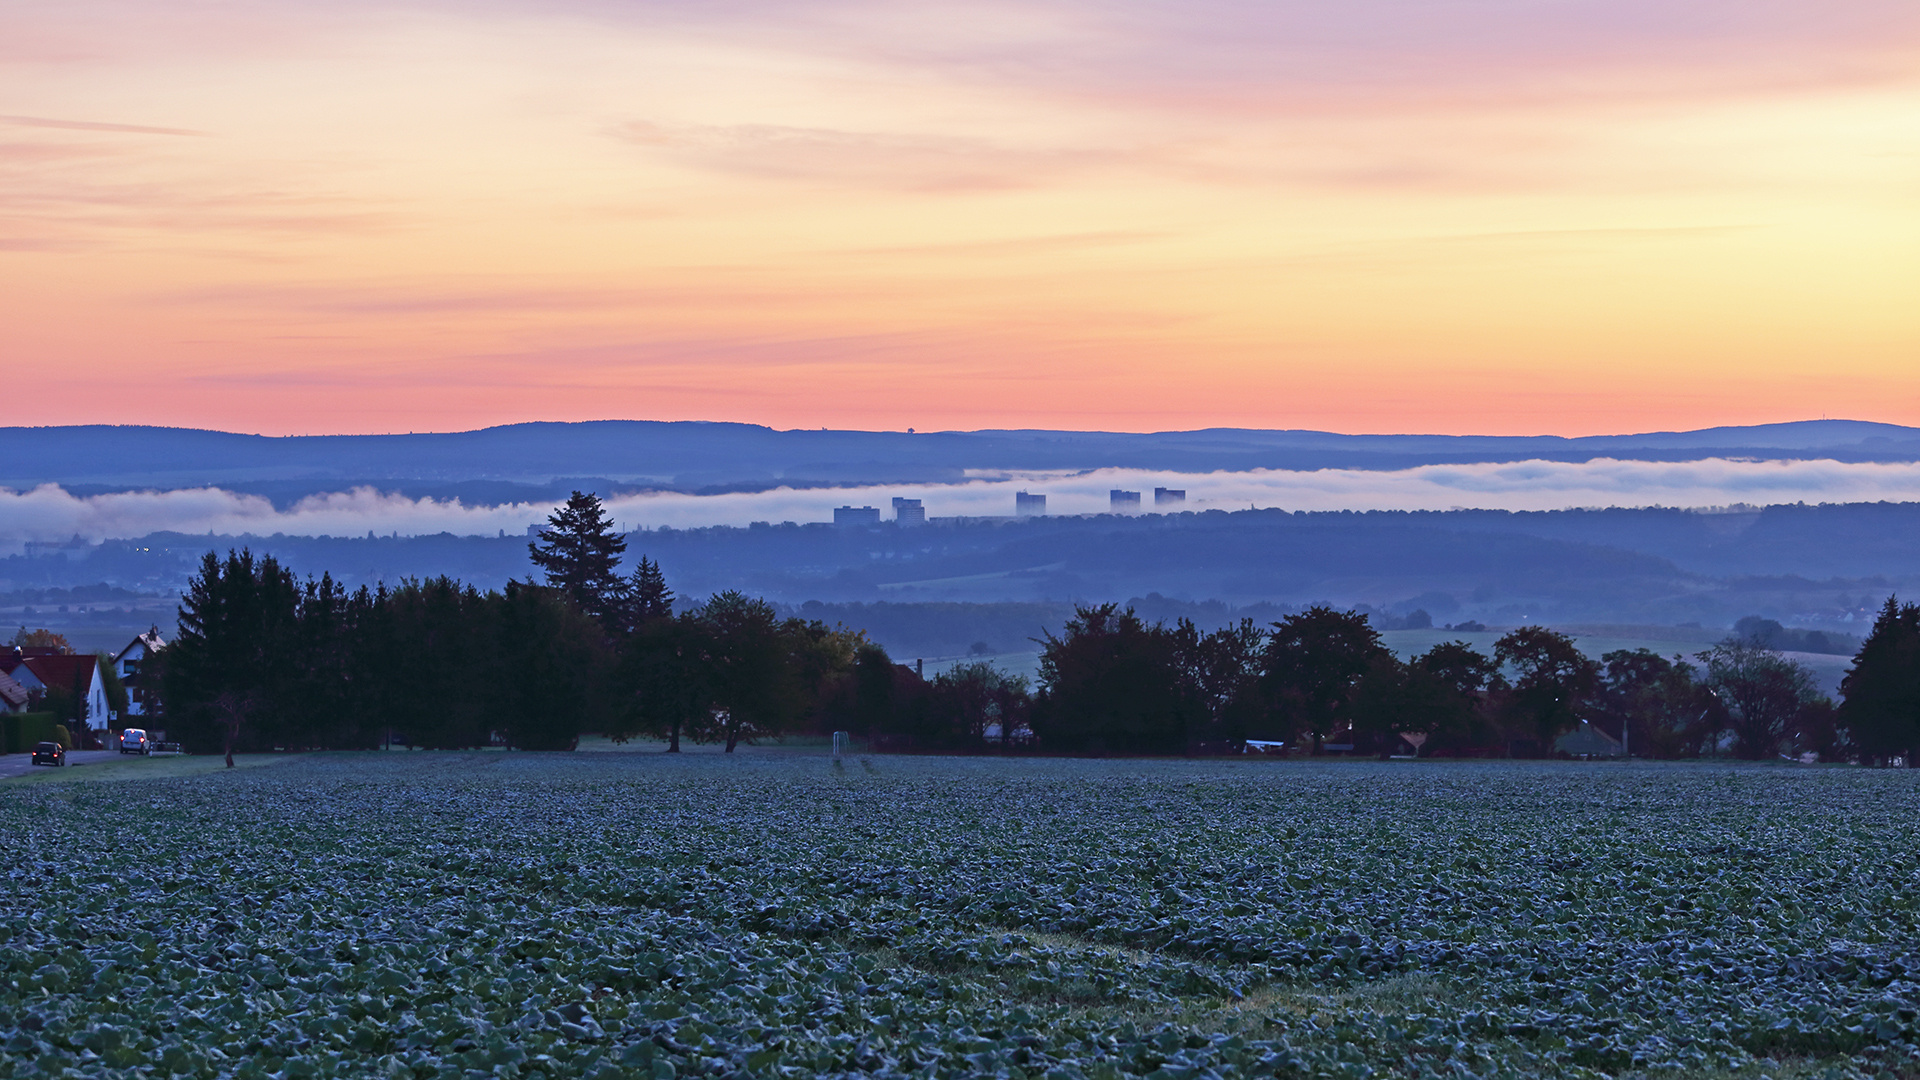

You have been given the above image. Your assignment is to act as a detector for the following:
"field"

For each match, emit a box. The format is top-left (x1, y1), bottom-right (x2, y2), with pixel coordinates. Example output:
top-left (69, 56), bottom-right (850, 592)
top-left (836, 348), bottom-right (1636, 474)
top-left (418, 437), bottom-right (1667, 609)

top-left (5, 756), bottom-right (1920, 1078)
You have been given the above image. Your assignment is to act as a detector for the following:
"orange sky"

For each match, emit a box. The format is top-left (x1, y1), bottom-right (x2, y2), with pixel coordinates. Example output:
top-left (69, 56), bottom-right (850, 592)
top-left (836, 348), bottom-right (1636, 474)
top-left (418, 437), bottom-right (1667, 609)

top-left (3, 0), bottom-right (1918, 436)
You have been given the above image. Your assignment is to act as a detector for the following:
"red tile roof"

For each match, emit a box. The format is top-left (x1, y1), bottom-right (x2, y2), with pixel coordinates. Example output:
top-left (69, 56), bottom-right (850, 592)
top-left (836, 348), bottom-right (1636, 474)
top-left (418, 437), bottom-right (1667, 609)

top-left (21, 654), bottom-right (99, 696)
top-left (0, 671), bottom-right (26, 711)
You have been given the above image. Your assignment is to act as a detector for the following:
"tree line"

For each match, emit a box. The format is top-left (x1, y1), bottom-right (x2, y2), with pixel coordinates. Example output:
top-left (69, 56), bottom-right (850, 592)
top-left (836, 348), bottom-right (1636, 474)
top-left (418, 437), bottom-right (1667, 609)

top-left (158, 492), bottom-right (1920, 763)
top-left (1031, 597), bottom-right (1920, 761)
top-left (1030, 605), bottom-right (1818, 759)
top-left (159, 493), bottom-right (1032, 758)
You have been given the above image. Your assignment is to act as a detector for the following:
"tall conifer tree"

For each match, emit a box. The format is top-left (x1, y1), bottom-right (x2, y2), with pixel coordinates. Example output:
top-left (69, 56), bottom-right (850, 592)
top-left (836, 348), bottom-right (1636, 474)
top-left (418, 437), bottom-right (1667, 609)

top-left (1839, 596), bottom-right (1920, 764)
top-left (528, 491), bottom-right (627, 625)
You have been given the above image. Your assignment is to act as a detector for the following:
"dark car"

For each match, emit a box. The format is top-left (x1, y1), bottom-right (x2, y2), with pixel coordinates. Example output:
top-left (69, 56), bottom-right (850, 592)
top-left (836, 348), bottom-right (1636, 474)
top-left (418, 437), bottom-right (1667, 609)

top-left (31, 741), bottom-right (65, 767)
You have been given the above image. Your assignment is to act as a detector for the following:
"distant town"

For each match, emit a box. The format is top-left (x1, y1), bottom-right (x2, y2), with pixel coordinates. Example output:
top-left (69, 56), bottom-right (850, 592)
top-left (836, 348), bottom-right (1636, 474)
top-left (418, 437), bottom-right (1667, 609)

top-left (832, 487), bottom-right (1186, 525)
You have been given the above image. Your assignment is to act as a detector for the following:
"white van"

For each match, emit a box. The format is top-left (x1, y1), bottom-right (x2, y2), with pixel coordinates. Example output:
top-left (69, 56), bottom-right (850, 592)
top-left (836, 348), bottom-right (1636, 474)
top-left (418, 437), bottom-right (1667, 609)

top-left (119, 728), bottom-right (150, 755)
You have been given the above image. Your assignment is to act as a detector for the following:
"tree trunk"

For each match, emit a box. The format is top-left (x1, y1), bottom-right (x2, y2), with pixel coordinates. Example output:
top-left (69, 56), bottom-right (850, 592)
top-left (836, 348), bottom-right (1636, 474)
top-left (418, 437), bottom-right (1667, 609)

top-left (667, 718), bottom-right (681, 753)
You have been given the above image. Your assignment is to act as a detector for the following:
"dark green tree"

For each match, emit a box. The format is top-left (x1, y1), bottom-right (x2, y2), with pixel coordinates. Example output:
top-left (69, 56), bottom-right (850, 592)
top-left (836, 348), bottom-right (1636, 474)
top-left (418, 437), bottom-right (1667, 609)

top-left (528, 491), bottom-right (627, 627)
top-left (164, 550), bottom-right (303, 762)
top-left (1412, 641), bottom-right (1504, 754)
top-left (373, 578), bottom-right (495, 749)
top-left (1347, 653), bottom-right (1415, 753)
top-left (694, 591), bottom-right (791, 752)
top-left (490, 581), bottom-right (611, 750)
top-left (778, 616), bottom-right (864, 736)
top-left (1351, 642), bottom-right (1498, 755)
top-left (1259, 606), bottom-right (1389, 752)
top-left (851, 642), bottom-right (906, 738)
top-left (1168, 617), bottom-right (1266, 746)
top-left (613, 613), bottom-right (711, 752)
top-left (1494, 627), bottom-right (1599, 754)
top-left (1594, 648), bottom-right (1716, 759)
top-left (925, 661), bottom-right (1032, 749)
top-left (1698, 637), bottom-right (1823, 760)
top-left (283, 572), bottom-right (373, 750)
top-left (624, 557), bottom-right (674, 625)
top-left (1034, 604), bottom-right (1198, 755)
top-left (1417, 641), bottom-right (1501, 699)
top-left (1839, 597), bottom-right (1920, 765)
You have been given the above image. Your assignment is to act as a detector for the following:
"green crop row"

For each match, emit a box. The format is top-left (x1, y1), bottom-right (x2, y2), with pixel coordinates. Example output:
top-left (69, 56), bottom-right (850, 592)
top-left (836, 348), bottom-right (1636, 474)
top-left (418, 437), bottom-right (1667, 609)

top-left (4, 756), bottom-right (1919, 1078)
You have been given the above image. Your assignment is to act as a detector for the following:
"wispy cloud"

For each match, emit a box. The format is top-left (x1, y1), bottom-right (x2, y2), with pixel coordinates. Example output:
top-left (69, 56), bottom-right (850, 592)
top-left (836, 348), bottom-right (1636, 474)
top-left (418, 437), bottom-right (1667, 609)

top-left (0, 114), bottom-right (205, 136)
top-left (611, 120), bottom-right (1129, 192)
top-left (838, 229), bottom-right (1167, 258)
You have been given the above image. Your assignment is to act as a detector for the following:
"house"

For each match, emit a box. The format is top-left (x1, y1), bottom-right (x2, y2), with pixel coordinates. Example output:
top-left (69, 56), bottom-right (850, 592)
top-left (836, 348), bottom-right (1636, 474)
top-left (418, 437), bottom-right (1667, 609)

top-left (1555, 720), bottom-right (1626, 758)
top-left (0, 670), bottom-right (27, 714)
top-left (20, 653), bottom-right (112, 729)
top-left (114, 627), bottom-right (165, 717)
top-left (0, 647), bottom-right (41, 694)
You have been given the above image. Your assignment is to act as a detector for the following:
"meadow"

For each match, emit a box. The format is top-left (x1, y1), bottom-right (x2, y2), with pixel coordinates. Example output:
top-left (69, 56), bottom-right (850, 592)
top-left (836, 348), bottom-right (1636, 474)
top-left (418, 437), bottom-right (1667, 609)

top-left (5, 754), bottom-right (1919, 1078)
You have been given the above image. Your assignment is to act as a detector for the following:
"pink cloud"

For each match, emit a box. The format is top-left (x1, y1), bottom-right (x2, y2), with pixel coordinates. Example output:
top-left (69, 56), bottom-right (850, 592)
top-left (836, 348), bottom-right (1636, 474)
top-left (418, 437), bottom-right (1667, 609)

top-left (15, 1), bottom-right (1915, 110)
top-left (518, 0), bottom-right (1920, 114)
top-left (0, 114), bottom-right (205, 135)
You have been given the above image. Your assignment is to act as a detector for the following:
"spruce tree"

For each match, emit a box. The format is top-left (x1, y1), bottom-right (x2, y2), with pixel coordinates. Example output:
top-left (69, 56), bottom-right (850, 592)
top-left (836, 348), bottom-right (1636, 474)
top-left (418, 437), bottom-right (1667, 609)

top-left (1839, 596), bottom-right (1920, 764)
top-left (627, 556), bottom-right (674, 623)
top-left (528, 491), bottom-right (627, 625)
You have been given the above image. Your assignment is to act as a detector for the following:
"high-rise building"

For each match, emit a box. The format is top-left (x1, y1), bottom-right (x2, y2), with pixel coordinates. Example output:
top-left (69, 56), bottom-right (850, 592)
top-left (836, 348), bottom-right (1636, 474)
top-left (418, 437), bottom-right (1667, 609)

top-left (1154, 487), bottom-right (1186, 506)
top-left (1110, 489), bottom-right (1141, 511)
top-left (892, 497), bottom-right (926, 525)
top-left (1015, 491), bottom-right (1047, 516)
top-left (833, 505), bottom-right (881, 526)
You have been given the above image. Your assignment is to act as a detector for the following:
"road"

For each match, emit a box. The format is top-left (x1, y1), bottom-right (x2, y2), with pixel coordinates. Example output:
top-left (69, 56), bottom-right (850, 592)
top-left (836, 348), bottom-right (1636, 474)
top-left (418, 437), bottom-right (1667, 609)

top-left (0, 749), bottom-right (133, 779)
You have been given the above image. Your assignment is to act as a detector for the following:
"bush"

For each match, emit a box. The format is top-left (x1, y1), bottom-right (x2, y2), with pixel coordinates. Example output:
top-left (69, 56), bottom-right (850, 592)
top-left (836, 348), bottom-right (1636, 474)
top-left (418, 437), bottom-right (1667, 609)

top-left (52, 724), bottom-right (72, 750)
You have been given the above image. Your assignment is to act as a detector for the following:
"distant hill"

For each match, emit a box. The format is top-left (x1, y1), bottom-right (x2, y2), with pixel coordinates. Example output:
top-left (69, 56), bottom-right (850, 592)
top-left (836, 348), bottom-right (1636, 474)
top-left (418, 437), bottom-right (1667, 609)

top-left (4, 419), bottom-right (1919, 502)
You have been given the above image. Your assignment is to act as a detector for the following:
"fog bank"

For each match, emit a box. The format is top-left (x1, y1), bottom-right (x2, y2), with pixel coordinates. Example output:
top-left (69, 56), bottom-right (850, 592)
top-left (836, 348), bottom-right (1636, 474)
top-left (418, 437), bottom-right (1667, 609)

top-left (6, 456), bottom-right (1920, 548)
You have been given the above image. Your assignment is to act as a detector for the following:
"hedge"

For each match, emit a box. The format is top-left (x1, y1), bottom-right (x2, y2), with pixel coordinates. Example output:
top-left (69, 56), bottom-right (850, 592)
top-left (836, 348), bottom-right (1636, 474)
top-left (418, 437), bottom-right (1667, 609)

top-left (2, 712), bottom-right (59, 754)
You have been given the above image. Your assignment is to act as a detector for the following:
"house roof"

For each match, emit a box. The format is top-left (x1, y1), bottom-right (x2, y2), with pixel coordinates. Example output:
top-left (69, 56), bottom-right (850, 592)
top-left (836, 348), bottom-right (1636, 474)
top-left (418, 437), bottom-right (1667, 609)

top-left (21, 653), bottom-right (99, 696)
top-left (114, 628), bottom-right (166, 664)
top-left (1555, 721), bottom-right (1626, 758)
top-left (0, 671), bottom-right (26, 710)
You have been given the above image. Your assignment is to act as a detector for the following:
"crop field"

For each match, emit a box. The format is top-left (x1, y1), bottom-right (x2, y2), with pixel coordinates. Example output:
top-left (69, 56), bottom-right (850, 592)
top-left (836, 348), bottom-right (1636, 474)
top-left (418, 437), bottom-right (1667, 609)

top-left (5, 756), bottom-right (1920, 1079)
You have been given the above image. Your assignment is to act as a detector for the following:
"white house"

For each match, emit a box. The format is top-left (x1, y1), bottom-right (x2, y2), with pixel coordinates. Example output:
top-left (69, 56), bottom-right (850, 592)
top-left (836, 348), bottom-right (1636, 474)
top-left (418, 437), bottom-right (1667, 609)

top-left (114, 628), bottom-right (165, 717)
top-left (19, 652), bottom-right (111, 727)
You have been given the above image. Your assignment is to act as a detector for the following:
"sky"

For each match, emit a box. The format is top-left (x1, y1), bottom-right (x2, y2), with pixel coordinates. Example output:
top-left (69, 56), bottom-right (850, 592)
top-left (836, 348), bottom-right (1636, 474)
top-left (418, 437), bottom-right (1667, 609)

top-left (4, 0), bottom-right (1918, 437)
top-left (8, 457), bottom-right (1920, 543)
